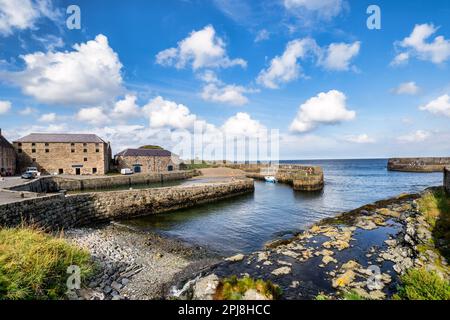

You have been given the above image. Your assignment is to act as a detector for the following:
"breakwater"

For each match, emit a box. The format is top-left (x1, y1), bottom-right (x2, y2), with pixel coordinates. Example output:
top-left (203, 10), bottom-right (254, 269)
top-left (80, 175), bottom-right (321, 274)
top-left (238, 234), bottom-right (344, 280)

top-left (226, 164), bottom-right (324, 191)
top-left (6, 171), bottom-right (195, 193)
top-left (0, 179), bottom-right (254, 231)
top-left (388, 157), bottom-right (450, 172)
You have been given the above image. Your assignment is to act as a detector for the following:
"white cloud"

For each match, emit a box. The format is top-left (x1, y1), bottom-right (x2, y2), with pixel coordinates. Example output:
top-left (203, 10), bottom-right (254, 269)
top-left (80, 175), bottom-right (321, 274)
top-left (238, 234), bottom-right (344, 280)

top-left (38, 112), bottom-right (57, 122)
top-left (201, 83), bottom-right (250, 106)
top-left (156, 25), bottom-right (246, 70)
top-left (112, 94), bottom-right (140, 119)
top-left (393, 23), bottom-right (450, 65)
top-left (0, 100), bottom-right (12, 114)
top-left (419, 94), bottom-right (450, 117)
top-left (255, 29), bottom-right (270, 43)
top-left (19, 106), bottom-right (37, 115)
top-left (391, 52), bottom-right (410, 66)
top-left (290, 90), bottom-right (356, 133)
top-left (257, 38), bottom-right (359, 88)
top-left (10, 34), bottom-right (123, 106)
top-left (142, 96), bottom-right (197, 130)
top-left (392, 82), bottom-right (420, 95)
top-left (199, 71), bottom-right (254, 106)
top-left (397, 130), bottom-right (431, 143)
top-left (76, 107), bottom-right (109, 126)
top-left (257, 38), bottom-right (317, 89)
top-left (222, 112), bottom-right (266, 137)
top-left (319, 41), bottom-right (360, 71)
top-left (0, 0), bottom-right (61, 35)
top-left (343, 134), bottom-right (375, 144)
top-left (284, 0), bottom-right (345, 19)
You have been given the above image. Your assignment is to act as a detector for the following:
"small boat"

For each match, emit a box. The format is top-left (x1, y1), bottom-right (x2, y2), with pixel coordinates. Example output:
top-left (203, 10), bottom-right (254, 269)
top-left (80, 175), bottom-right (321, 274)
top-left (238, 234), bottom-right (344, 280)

top-left (264, 176), bottom-right (277, 183)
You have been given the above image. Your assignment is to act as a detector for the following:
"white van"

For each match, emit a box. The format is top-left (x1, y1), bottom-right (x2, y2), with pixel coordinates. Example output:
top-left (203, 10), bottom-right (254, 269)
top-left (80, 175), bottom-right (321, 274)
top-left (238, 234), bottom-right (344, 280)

top-left (120, 168), bottom-right (133, 175)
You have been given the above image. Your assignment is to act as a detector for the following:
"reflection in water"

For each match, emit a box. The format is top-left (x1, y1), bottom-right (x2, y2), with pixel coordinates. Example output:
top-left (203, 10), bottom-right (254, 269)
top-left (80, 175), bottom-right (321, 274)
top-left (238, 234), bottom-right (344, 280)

top-left (123, 159), bottom-right (442, 255)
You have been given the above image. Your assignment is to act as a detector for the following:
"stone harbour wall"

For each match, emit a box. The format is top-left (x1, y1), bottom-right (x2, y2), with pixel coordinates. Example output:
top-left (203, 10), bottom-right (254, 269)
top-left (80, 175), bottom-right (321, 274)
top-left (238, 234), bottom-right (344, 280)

top-left (445, 167), bottom-right (450, 194)
top-left (236, 164), bottom-right (324, 191)
top-left (7, 171), bottom-right (195, 193)
top-left (388, 157), bottom-right (450, 172)
top-left (0, 179), bottom-right (254, 230)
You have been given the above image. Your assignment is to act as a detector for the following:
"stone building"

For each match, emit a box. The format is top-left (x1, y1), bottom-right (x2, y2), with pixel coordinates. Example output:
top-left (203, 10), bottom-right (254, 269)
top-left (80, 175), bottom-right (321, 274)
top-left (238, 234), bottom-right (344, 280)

top-left (115, 148), bottom-right (179, 173)
top-left (0, 129), bottom-right (16, 176)
top-left (13, 133), bottom-right (111, 175)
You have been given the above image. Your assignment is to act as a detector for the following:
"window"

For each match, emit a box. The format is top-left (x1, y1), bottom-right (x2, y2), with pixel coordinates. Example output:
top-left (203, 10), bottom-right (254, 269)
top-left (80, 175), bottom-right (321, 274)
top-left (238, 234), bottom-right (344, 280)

top-left (71, 149), bottom-right (75, 153)
top-left (96, 149), bottom-right (100, 153)
top-left (32, 158), bottom-right (36, 162)
top-left (32, 149), bottom-right (36, 153)
top-left (83, 143), bottom-right (87, 147)
top-left (45, 149), bottom-right (49, 153)
top-left (31, 143), bottom-right (35, 146)
top-left (18, 143), bottom-right (22, 147)
top-left (71, 143), bottom-right (75, 146)
top-left (58, 169), bottom-right (64, 174)
top-left (18, 149), bottom-right (22, 154)
top-left (92, 168), bottom-right (97, 174)
top-left (83, 149), bottom-right (87, 153)
top-left (84, 158), bottom-right (88, 162)
top-left (45, 143), bottom-right (49, 146)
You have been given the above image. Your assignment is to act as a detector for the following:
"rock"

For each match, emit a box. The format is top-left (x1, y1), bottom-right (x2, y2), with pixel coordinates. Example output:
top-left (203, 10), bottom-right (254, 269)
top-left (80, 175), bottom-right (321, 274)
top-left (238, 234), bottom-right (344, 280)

top-left (243, 289), bottom-right (269, 300)
top-left (271, 266), bottom-right (291, 276)
top-left (111, 281), bottom-right (122, 291)
top-left (121, 278), bottom-right (130, 286)
top-left (257, 251), bottom-right (269, 262)
top-left (332, 270), bottom-right (356, 288)
top-left (315, 249), bottom-right (334, 257)
top-left (322, 255), bottom-right (338, 265)
top-left (263, 260), bottom-right (273, 266)
top-left (277, 260), bottom-right (292, 266)
top-left (341, 260), bottom-right (361, 271)
top-left (226, 254), bottom-right (245, 262)
top-left (290, 281), bottom-right (300, 288)
top-left (355, 216), bottom-right (378, 230)
top-left (193, 274), bottom-right (219, 300)
top-left (103, 286), bottom-right (112, 294)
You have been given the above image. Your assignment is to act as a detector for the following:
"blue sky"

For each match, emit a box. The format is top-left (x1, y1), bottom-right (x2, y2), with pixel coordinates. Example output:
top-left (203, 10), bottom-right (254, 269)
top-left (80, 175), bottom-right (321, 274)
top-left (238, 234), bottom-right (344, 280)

top-left (0, 0), bottom-right (449, 160)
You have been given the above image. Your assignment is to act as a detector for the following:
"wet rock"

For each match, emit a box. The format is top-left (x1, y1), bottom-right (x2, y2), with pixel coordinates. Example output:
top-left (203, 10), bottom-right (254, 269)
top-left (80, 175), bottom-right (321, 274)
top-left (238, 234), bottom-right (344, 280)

top-left (193, 274), bottom-right (219, 300)
top-left (226, 254), bottom-right (245, 262)
top-left (243, 289), bottom-right (269, 300)
top-left (271, 266), bottom-right (291, 276)
top-left (332, 270), bottom-right (356, 288)
top-left (322, 255), bottom-right (338, 265)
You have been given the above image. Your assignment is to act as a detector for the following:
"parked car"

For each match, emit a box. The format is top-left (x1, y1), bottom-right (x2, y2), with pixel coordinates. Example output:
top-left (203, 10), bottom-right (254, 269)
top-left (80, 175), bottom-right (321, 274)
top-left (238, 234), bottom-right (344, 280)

top-left (21, 172), bottom-right (35, 180)
top-left (26, 167), bottom-right (40, 176)
top-left (120, 168), bottom-right (133, 175)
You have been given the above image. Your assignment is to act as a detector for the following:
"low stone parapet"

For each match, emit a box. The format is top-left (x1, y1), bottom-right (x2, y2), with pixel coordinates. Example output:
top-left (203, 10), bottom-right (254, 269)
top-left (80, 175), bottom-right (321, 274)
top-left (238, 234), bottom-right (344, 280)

top-left (0, 179), bottom-right (254, 230)
top-left (7, 171), bottom-right (195, 193)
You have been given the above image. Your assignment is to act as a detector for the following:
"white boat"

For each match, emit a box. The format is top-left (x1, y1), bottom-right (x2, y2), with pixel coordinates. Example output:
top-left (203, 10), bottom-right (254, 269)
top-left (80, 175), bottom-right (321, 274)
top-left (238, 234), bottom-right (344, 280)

top-left (264, 176), bottom-right (277, 183)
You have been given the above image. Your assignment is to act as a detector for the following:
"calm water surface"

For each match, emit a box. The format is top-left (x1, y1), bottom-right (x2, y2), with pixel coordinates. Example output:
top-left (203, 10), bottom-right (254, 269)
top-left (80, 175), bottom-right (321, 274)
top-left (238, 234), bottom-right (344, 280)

top-left (123, 159), bottom-right (442, 255)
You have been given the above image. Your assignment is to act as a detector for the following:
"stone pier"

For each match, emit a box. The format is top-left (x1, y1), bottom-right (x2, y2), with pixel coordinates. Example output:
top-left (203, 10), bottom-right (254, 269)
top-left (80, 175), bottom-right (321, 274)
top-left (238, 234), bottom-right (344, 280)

top-left (388, 157), bottom-right (450, 172)
top-left (445, 167), bottom-right (450, 194)
top-left (0, 179), bottom-right (254, 231)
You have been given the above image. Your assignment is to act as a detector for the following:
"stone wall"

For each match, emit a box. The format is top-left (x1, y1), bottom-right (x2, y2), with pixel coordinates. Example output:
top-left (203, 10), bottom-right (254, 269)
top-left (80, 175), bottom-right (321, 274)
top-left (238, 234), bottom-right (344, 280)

top-left (388, 157), bottom-right (450, 172)
top-left (7, 171), bottom-right (195, 193)
top-left (116, 155), bottom-right (179, 173)
top-left (14, 141), bottom-right (110, 175)
top-left (0, 130), bottom-right (16, 176)
top-left (445, 167), bottom-right (450, 194)
top-left (0, 179), bottom-right (254, 230)
top-left (227, 164), bottom-right (324, 191)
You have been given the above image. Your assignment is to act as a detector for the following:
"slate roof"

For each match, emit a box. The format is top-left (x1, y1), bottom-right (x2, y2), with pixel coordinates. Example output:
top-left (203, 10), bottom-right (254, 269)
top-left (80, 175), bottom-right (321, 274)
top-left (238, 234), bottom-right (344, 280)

top-left (115, 148), bottom-right (172, 157)
top-left (0, 134), bottom-right (14, 149)
top-left (14, 133), bottom-right (106, 144)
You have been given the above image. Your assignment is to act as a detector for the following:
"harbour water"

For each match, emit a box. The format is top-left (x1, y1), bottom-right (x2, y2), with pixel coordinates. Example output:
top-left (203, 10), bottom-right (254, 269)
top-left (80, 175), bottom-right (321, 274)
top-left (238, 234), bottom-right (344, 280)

top-left (123, 159), bottom-right (442, 255)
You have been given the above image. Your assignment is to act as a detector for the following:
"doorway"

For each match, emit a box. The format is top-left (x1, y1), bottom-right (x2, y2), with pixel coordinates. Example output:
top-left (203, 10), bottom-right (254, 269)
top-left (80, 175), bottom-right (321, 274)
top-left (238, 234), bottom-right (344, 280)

top-left (75, 168), bottom-right (81, 175)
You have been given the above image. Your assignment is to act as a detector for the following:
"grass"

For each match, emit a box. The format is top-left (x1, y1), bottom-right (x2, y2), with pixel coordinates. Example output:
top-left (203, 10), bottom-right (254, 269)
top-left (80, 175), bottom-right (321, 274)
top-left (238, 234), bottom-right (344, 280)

top-left (214, 276), bottom-right (282, 300)
top-left (139, 145), bottom-right (163, 150)
top-left (393, 268), bottom-right (450, 300)
top-left (180, 161), bottom-right (213, 170)
top-left (0, 227), bottom-right (94, 300)
top-left (342, 291), bottom-right (366, 300)
top-left (417, 189), bottom-right (450, 259)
